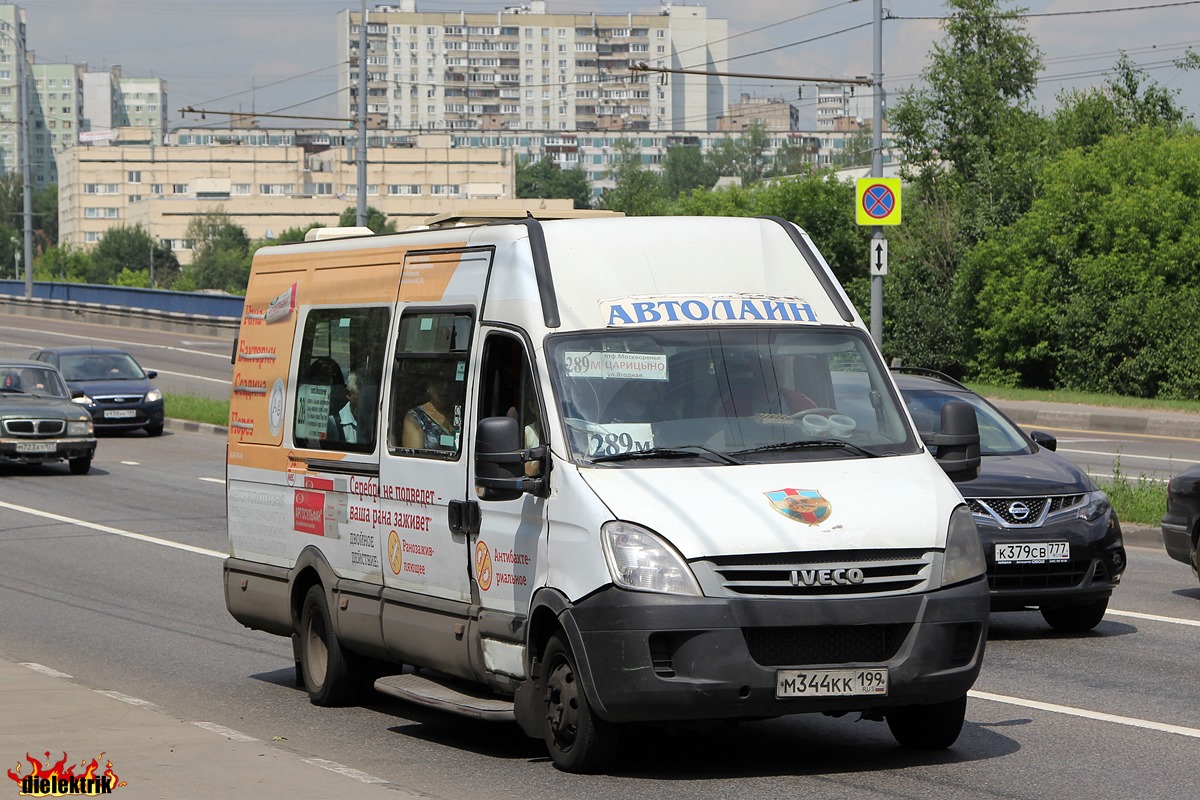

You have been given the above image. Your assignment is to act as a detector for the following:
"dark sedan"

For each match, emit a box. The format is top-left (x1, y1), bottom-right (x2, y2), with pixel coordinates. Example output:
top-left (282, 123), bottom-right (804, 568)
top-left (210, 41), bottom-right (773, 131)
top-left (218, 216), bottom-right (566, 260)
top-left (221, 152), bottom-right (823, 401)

top-left (31, 346), bottom-right (165, 436)
top-left (893, 368), bottom-right (1126, 632)
top-left (1161, 465), bottom-right (1200, 584)
top-left (0, 359), bottom-right (97, 474)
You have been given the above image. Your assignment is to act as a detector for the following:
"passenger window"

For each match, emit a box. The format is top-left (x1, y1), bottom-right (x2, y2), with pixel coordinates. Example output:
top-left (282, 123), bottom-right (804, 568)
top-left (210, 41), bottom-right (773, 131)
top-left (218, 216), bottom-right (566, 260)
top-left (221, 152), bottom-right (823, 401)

top-left (390, 310), bottom-right (473, 458)
top-left (292, 307), bottom-right (389, 453)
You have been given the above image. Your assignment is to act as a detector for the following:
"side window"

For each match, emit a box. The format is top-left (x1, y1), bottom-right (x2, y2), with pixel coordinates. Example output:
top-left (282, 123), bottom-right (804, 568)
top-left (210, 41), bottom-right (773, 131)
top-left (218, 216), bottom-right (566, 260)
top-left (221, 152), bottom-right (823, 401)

top-left (292, 307), bottom-right (389, 453)
top-left (478, 333), bottom-right (544, 476)
top-left (478, 333), bottom-right (543, 445)
top-left (391, 310), bottom-right (473, 458)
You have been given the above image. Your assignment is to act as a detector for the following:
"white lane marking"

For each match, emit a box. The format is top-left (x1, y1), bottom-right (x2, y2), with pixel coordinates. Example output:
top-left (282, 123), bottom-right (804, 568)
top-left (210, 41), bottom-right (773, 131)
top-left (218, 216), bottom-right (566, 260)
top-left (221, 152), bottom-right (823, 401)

top-left (193, 722), bottom-right (259, 742)
top-left (199, 477), bottom-right (226, 485)
top-left (21, 662), bottom-right (73, 679)
top-left (1086, 471), bottom-right (1170, 484)
top-left (153, 368), bottom-right (230, 384)
top-left (0, 331), bottom-right (229, 360)
top-left (1063, 448), bottom-right (1187, 464)
top-left (0, 500), bottom-right (224, 559)
top-left (302, 758), bottom-right (390, 785)
top-left (120, 461), bottom-right (140, 465)
top-left (1107, 609), bottom-right (1200, 627)
top-left (969, 690), bottom-right (1200, 739)
top-left (95, 690), bottom-right (162, 710)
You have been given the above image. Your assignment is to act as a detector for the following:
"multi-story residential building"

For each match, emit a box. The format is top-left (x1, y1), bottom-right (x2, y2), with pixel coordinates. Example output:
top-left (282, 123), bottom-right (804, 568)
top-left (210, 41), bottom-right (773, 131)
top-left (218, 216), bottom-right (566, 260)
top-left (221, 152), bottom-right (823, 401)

top-left (0, 3), bottom-right (26, 181)
top-left (816, 83), bottom-right (850, 129)
top-left (81, 66), bottom-right (168, 146)
top-left (717, 93), bottom-right (798, 132)
top-left (56, 132), bottom-right (556, 263)
top-left (336, 0), bottom-right (729, 134)
top-left (28, 62), bottom-right (82, 188)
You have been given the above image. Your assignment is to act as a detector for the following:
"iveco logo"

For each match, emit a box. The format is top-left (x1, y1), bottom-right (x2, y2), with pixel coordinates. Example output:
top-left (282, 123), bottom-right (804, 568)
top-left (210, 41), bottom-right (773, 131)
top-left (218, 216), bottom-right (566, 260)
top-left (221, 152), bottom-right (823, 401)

top-left (1009, 501), bottom-right (1032, 521)
top-left (792, 567), bottom-right (866, 587)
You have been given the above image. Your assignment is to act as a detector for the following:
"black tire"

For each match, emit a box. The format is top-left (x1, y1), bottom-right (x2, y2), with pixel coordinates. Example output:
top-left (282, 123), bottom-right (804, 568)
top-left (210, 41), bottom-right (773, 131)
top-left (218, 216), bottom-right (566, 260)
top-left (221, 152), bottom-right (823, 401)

top-left (68, 457), bottom-right (91, 475)
top-left (1041, 598), bottom-right (1108, 632)
top-left (299, 585), bottom-right (358, 706)
top-left (887, 694), bottom-right (968, 750)
top-left (539, 633), bottom-right (617, 773)
top-left (145, 423), bottom-right (164, 437)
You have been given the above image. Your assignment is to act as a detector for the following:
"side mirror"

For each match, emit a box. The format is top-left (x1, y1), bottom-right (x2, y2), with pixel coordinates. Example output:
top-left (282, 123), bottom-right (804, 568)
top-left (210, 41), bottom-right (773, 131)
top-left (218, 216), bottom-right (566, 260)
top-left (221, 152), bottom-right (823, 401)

top-left (146, 370), bottom-right (158, 379)
top-left (475, 416), bottom-right (548, 501)
top-left (1030, 430), bottom-right (1057, 452)
top-left (928, 401), bottom-right (980, 482)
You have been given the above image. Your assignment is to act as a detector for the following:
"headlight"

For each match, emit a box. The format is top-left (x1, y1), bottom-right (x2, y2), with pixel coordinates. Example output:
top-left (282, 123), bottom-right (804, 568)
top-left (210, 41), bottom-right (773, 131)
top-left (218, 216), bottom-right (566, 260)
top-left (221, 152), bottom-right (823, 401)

top-left (1077, 489), bottom-right (1111, 523)
top-left (941, 505), bottom-right (986, 587)
top-left (601, 521), bottom-right (702, 596)
top-left (145, 388), bottom-right (163, 403)
top-left (72, 394), bottom-right (94, 407)
top-left (67, 420), bottom-right (91, 436)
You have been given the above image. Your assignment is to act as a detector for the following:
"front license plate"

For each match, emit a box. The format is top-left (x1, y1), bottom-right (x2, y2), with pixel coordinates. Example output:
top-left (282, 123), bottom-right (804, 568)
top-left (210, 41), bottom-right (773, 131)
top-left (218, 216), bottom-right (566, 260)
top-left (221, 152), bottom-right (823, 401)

top-left (15, 441), bottom-right (57, 453)
top-left (776, 668), bottom-right (888, 698)
top-left (104, 409), bottom-right (137, 419)
top-left (995, 541), bottom-right (1069, 564)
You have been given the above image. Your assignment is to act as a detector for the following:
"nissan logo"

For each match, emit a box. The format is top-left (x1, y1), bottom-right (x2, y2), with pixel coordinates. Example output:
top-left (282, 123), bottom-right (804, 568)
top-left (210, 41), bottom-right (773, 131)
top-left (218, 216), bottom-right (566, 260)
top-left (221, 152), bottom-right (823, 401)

top-left (1009, 501), bottom-right (1032, 520)
top-left (792, 568), bottom-right (866, 587)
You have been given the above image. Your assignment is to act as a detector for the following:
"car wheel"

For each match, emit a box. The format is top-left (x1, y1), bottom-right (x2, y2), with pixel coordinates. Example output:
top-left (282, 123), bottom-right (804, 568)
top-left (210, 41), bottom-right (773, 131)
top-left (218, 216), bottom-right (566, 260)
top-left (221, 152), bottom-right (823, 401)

top-left (539, 633), bottom-right (617, 773)
top-left (1040, 598), bottom-right (1108, 632)
top-left (299, 585), bottom-right (358, 706)
top-left (886, 694), bottom-right (968, 750)
top-left (145, 423), bottom-right (164, 437)
top-left (68, 457), bottom-right (92, 475)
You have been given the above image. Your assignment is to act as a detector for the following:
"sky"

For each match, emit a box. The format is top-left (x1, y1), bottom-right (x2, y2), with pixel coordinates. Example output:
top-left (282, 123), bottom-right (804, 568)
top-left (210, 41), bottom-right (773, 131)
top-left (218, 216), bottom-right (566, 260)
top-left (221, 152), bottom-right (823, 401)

top-left (17, 0), bottom-right (1200, 130)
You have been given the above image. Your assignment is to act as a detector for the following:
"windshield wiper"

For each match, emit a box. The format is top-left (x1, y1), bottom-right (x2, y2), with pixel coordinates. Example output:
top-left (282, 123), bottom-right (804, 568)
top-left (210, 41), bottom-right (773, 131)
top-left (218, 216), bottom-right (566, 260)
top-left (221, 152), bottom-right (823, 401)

top-left (0, 387), bottom-right (27, 394)
top-left (732, 439), bottom-right (879, 458)
top-left (591, 445), bottom-right (742, 465)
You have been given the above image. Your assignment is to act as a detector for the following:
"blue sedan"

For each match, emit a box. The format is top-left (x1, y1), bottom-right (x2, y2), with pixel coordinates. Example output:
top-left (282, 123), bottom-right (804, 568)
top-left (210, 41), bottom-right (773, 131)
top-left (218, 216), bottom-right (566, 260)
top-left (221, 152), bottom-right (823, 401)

top-left (31, 346), bottom-right (165, 436)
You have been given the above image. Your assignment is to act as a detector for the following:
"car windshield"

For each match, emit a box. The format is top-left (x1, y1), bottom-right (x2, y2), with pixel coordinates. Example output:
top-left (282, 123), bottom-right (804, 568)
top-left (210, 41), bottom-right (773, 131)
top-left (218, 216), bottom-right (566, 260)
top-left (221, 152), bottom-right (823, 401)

top-left (901, 387), bottom-right (1031, 456)
top-left (59, 353), bottom-right (146, 382)
top-left (0, 365), bottom-right (70, 398)
top-left (545, 327), bottom-right (918, 466)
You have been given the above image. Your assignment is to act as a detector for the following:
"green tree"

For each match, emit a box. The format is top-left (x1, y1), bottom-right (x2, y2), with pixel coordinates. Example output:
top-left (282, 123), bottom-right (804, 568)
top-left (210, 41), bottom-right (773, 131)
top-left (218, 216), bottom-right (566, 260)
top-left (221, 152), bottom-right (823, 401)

top-left (768, 136), bottom-right (819, 178)
top-left (33, 184), bottom-right (57, 249)
top-left (339, 205), bottom-right (396, 233)
top-left (33, 244), bottom-right (92, 282)
top-left (962, 127), bottom-right (1200, 397)
top-left (706, 122), bottom-right (772, 185)
top-left (889, 0), bottom-right (1046, 239)
top-left (599, 139), bottom-right (668, 215)
top-left (661, 144), bottom-right (717, 199)
top-left (88, 225), bottom-right (160, 285)
top-left (515, 156), bottom-right (592, 208)
top-left (1052, 53), bottom-right (1194, 152)
top-left (181, 210), bottom-right (251, 294)
top-left (832, 125), bottom-right (873, 169)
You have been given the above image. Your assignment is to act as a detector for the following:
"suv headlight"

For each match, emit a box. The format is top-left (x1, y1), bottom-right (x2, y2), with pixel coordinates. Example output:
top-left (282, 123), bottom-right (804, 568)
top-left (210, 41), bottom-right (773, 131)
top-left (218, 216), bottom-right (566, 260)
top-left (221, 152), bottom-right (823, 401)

top-left (67, 420), bottom-right (91, 436)
top-left (72, 394), bottom-right (94, 407)
top-left (146, 388), bottom-right (163, 403)
top-left (942, 505), bottom-right (986, 587)
top-left (1077, 489), bottom-right (1112, 523)
top-left (601, 521), bottom-right (702, 596)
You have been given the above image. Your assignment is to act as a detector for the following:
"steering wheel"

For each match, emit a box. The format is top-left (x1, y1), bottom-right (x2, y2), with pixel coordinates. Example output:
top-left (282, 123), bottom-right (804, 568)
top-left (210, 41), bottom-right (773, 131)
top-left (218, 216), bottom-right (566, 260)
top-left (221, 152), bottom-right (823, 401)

top-left (790, 407), bottom-right (839, 421)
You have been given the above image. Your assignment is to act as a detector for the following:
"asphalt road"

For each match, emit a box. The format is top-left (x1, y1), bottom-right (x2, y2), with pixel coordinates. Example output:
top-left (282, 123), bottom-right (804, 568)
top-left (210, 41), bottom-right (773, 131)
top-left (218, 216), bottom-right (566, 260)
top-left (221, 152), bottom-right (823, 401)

top-left (1, 429), bottom-right (1198, 800)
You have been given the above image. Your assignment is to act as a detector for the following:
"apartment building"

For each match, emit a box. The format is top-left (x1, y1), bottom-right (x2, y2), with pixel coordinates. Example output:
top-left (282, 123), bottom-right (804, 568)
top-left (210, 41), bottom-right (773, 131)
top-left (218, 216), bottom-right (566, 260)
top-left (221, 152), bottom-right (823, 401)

top-left (0, 4), bottom-right (25, 181)
top-left (337, 0), bottom-right (728, 134)
top-left (56, 132), bottom-right (544, 264)
top-left (717, 94), bottom-right (799, 132)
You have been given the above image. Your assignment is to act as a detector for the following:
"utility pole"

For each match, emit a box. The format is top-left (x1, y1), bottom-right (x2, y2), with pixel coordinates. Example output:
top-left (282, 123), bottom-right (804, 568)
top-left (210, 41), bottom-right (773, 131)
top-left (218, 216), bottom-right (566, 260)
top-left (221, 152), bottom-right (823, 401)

top-left (869, 0), bottom-right (884, 350)
top-left (356, 0), bottom-right (369, 228)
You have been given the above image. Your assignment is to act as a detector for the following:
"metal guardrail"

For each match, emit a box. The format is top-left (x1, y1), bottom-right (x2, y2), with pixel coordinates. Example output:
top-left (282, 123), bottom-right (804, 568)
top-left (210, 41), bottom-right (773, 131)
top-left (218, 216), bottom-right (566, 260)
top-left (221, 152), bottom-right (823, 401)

top-left (0, 281), bottom-right (240, 337)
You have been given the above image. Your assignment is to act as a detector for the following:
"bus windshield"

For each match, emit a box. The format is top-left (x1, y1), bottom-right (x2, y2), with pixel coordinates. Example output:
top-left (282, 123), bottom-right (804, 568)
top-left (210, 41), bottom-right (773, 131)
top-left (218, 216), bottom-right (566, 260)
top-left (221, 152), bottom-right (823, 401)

top-left (545, 327), bottom-right (919, 466)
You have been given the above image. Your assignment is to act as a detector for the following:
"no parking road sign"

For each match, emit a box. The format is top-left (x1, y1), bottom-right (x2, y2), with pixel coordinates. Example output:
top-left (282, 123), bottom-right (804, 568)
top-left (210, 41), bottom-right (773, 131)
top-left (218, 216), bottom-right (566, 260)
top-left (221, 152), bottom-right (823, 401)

top-left (856, 178), bottom-right (902, 226)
